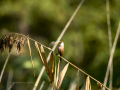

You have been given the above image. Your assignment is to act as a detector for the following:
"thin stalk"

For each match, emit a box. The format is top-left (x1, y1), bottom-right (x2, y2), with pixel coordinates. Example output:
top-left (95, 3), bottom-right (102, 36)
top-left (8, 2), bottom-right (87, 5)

top-left (39, 81), bottom-right (45, 90)
top-left (0, 52), bottom-right (11, 83)
top-left (104, 0), bottom-right (113, 90)
top-left (7, 83), bottom-right (15, 90)
top-left (103, 22), bottom-right (120, 90)
top-left (6, 69), bottom-right (13, 90)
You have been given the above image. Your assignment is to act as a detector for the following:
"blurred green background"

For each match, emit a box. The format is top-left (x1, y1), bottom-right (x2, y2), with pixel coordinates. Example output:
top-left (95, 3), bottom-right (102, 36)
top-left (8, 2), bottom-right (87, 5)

top-left (0, 0), bottom-right (120, 90)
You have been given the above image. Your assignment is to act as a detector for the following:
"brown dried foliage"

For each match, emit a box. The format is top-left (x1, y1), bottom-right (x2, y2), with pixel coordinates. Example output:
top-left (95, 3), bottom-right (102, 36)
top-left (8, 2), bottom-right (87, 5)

top-left (97, 82), bottom-right (103, 90)
top-left (56, 63), bottom-right (69, 90)
top-left (27, 38), bottom-right (35, 77)
top-left (40, 45), bottom-right (50, 77)
top-left (49, 52), bottom-right (54, 86)
top-left (76, 70), bottom-right (79, 90)
top-left (35, 42), bottom-right (44, 65)
top-left (0, 33), bottom-right (27, 54)
top-left (85, 76), bottom-right (91, 90)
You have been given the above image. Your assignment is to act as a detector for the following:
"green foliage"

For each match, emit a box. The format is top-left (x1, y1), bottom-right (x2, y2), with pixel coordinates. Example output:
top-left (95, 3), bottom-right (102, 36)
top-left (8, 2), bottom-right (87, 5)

top-left (0, 0), bottom-right (120, 90)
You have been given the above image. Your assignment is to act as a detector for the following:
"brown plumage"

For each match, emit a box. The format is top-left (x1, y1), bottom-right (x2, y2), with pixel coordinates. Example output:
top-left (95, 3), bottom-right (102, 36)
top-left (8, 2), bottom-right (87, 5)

top-left (58, 41), bottom-right (64, 61)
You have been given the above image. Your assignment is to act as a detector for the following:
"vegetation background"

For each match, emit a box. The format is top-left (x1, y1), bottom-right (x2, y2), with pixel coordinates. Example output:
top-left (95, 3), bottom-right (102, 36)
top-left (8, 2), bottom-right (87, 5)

top-left (0, 0), bottom-right (120, 90)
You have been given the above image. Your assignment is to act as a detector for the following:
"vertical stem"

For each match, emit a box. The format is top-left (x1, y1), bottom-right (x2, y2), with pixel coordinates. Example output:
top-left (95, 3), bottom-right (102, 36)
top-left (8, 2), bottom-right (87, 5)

top-left (6, 69), bottom-right (13, 90)
top-left (0, 53), bottom-right (11, 83)
top-left (103, 22), bottom-right (120, 90)
top-left (103, 0), bottom-right (112, 90)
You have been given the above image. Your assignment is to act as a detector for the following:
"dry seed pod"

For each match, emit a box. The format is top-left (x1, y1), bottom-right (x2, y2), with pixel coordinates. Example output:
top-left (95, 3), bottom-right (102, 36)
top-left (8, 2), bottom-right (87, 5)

top-left (21, 37), bottom-right (26, 46)
top-left (1, 43), bottom-right (5, 54)
top-left (0, 33), bottom-right (26, 54)
top-left (20, 36), bottom-right (26, 46)
top-left (97, 82), bottom-right (102, 90)
top-left (16, 40), bottom-right (21, 55)
top-left (0, 33), bottom-right (12, 53)
top-left (0, 35), bottom-right (7, 53)
top-left (16, 36), bottom-right (26, 55)
top-left (8, 36), bottom-right (14, 52)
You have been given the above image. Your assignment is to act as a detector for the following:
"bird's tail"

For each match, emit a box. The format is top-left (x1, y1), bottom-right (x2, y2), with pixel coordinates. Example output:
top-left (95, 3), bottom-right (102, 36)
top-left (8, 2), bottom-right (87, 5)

top-left (60, 53), bottom-right (62, 61)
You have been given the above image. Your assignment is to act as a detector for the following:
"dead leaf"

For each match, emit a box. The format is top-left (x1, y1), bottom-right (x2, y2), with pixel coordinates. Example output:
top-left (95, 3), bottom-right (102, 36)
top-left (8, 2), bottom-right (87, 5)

top-left (85, 76), bottom-right (91, 90)
top-left (40, 45), bottom-right (50, 79)
top-left (27, 38), bottom-right (35, 77)
top-left (49, 52), bottom-right (54, 86)
top-left (56, 63), bottom-right (69, 90)
top-left (76, 70), bottom-right (79, 90)
top-left (35, 42), bottom-right (44, 65)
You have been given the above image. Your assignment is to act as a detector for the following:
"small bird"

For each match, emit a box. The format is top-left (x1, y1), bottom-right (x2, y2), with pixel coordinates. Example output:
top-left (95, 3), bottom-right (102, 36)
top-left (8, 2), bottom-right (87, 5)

top-left (49, 41), bottom-right (56, 47)
top-left (58, 41), bottom-right (64, 61)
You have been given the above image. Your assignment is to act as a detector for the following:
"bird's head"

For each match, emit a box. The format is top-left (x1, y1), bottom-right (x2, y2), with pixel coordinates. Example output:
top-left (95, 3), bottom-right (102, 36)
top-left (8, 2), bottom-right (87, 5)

top-left (60, 41), bottom-right (64, 46)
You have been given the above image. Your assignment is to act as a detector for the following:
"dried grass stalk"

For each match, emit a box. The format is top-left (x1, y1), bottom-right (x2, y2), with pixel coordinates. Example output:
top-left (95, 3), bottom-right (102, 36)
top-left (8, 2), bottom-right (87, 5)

top-left (39, 81), bottom-right (45, 90)
top-left (76, 70), bottom-right (79, 90)
top-left (6, 69), bottom-right (13, 90)
top-left (0, 53), bottom-right (11, 83)
top-left (35, 42), bottom-right (44, 65)
top-left (56, 59), bottom-right (60, 87)
top-left (40, 45), bottom-right (50, 77)
top-left (27, 38), bottom-right (35, 77)
top-left (49, 52), bottom-right (54, 86)
top-left (103, 22), bottom-right (120, 90)
top-left (7, 82), bottom-right (15, 90)
top-left (56, 63), bottom-right (69, 90)
top-left (97, 82), bottom-right (103, 90)
top-left (85, 76), bottom-right (91, 90)
top-left (53, 55), bottom-right (57, 90)
top-left (27, 38), bottom-right (31, 56)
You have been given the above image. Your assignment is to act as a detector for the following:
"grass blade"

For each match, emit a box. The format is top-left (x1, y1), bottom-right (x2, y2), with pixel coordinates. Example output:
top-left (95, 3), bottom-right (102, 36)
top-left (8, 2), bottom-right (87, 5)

top-left (56, 63), bottom-right (69, 90)
top-left (40, 45), bottom-right (47, 63)
top-left (56, 59), bottom-right (60, 87)
top-left (76, 70), bottom-right (79, 90)
top-left (97, 82), bottom-right (103, 90)
top-left (53, 55), bottom-right (57, 90)
top-left (103, 22), bottom-right (120, 90)
top-left (49, 52), bottom-right (54, 86)
top-left (39, 81), bottom-right (45, 90)
top-left (0, 52), bottom-right (11, 83)
top-left (7, 83), bottom-right (15, 90)
top-left (6, 69), bottom-right (13, 90)
top-left (27, 38), bottom-right (35, 77)
top-left (27, 38), bottom-right (32, 56)
top-left (35, 41), bottom-right (44, 65)
top-left (40, 45), bottom-right (50, 78)
top-left (106, 0), bottom-right (113, 89)
top-left (35, 42), bottom-right (50, 82)
top-left (85, 76), bottom-right (91, 90)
